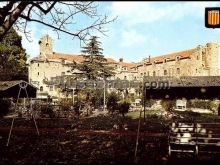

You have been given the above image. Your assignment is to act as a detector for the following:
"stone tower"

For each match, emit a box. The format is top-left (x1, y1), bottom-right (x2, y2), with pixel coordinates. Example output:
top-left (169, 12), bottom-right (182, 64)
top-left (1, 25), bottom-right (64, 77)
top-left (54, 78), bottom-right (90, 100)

top-left (39, 34), bottom-right (53, 58)
top-left (205, 42), bottom-right (219, 76)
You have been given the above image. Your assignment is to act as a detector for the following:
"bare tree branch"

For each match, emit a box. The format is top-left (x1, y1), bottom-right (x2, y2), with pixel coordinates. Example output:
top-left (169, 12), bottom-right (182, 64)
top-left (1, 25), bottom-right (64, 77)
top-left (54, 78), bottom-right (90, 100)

top-left (0, 1), bottom-right (117, 42)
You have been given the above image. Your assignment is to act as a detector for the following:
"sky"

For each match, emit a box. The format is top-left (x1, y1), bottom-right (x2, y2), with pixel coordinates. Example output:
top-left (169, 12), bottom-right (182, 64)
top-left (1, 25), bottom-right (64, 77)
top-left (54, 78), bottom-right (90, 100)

top-left (12, 1), bottom-right (220, 65)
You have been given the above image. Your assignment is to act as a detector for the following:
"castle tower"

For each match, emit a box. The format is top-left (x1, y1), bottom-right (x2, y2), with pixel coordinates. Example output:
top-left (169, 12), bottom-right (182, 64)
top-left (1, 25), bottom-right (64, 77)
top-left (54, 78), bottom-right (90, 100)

top-left (38, 34), bottom-right (53, 58)
top-left (205, 42), bottom-right (219, 76)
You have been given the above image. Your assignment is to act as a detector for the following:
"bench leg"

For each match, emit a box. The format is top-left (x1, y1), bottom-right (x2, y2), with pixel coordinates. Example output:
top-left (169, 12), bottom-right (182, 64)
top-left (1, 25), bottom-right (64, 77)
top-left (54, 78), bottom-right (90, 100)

top-left (168, 145), bottom-right (171, 157)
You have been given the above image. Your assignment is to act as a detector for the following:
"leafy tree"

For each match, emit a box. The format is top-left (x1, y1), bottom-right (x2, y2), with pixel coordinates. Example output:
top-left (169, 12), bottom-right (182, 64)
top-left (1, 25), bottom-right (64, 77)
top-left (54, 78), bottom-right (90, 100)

top-left (0, 2), bottom-right (116, 42)
top-left (0, 27), bottom-right (27, 80)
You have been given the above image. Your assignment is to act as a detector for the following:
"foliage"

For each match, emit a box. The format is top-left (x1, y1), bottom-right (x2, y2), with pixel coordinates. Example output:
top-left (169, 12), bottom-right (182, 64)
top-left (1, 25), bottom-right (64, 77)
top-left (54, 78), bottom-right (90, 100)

top-left (0, 98), bottom-right (11, 117)
top-left (0, 2), bottom-right (116, 42)
top-left (90, 89), bottom-right (104, 109)
top-left (187, 99), bottom-right (212, 109)
top-left (118, 101), bottom-right (130, 117)
top-left (73, 36), bottom-right (115, 80)
top-left (161, 99), bottom-right (175, 112)
top-left (59, 99), bottom-right (72, 111)
top-left (106, 91), bottom-right (121, 112)
top-left (145, 99), bottom-right (157, 107)
top-left (40, 105), bottom-right (55, 118)
top-left (0, 27), bottom-right (27, 80)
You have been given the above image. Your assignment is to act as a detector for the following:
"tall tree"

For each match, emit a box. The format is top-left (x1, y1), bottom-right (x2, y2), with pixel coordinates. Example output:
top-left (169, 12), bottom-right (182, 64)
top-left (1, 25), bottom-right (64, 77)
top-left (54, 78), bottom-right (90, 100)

top-left (76, 36), bottom-right (115, 80)
top-left (0, 27), bottom-right (27, 81)
top-left (0, 2), bottom-right (116, 42)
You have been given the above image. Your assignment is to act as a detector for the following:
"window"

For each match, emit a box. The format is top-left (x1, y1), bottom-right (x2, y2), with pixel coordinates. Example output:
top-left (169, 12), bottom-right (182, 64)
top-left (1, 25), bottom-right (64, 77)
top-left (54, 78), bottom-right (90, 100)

top-left (38, 63), bottom-right (39, 67)
top-left (197, 55), bottom-right (199, 60)
top-left (144, 72), bottom-right (146, 76)
top-left (147, 71), bottom-right (150, 76)
top-left (124, 76), bottom-right (127, 80)
top-left (49, 86), bottom-right (53, 91)
top-left (61, 72), bottom-right (65, 76)
top-left (176, 56), bottom-right (180, 61)
top-left (37, 72), bottom-right (39, 76)
top-left (177, 68), bottom-right (180, 74)
top-left (164, 70), bottom-right (167, 75)
top-left (40, 86), bottom-right (43, 91)
top-left (153, 71), bottom-right (156, 76)
top-left (164, 59), bottom-right (167, 63)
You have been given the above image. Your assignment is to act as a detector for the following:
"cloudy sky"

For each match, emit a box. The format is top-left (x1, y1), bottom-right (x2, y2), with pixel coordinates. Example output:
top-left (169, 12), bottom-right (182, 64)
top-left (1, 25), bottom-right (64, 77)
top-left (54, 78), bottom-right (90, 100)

top-left (16, 2), bottom-right (220, 64)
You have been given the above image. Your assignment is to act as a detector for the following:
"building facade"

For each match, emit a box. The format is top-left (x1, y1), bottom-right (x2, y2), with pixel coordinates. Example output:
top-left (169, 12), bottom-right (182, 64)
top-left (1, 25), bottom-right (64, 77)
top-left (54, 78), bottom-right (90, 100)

top-left (28, 35), bottom-right (138, 98)
top-left (134, 43), bottom-right (219, 79)
top-left (28, 35), bottom-right (219, 99)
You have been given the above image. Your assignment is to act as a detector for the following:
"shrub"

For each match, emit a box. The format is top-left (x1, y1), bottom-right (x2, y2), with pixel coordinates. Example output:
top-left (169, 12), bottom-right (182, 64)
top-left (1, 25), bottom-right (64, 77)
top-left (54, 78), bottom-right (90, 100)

top-left (161, 99), bottom-right (175, 112)
top-left (118, 101), bottom-right (130, 117)
top-left (107, 91), bottom-right (120, 112)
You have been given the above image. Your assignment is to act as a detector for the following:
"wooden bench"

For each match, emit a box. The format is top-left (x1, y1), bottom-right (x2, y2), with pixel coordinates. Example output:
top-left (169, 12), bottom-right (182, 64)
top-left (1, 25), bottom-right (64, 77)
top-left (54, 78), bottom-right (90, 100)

top-left (168, 122), bottom-right (220, 157)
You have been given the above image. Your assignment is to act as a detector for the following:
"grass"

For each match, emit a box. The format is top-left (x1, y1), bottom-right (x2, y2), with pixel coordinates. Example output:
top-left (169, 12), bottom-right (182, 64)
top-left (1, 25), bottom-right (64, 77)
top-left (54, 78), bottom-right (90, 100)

top-left (125, 111), bottom-right (141, 119)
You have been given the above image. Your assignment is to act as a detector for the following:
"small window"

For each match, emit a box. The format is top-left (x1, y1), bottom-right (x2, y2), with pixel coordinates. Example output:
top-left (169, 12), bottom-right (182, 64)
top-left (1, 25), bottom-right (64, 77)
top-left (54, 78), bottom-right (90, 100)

top-left (38, 63), bottom-right (39, 67)
top-left (153, 71), bottom-right (156, 76)
top-left (177, 68), bottom-right (180, 74)
top-left (38, 72), bottom-right (39, 76)
top-left (147, 71), bottom-right (150, 76)
top-left (164, 70), bottom-right (167, 75)
top-left (124, 76), bottom-right (127, 80)
top-left (164, 59), bottom-right (167, 63)
top-left (197, 55), bottom-right (199, 60)
top-left (40, 86), bottom-right (43, 91)
top-left (176, 56), bottom-right (180, 61)
top-left (49, 86), bottom-right (53, 91)
top-left (144, 72), bottom-right (146, 76)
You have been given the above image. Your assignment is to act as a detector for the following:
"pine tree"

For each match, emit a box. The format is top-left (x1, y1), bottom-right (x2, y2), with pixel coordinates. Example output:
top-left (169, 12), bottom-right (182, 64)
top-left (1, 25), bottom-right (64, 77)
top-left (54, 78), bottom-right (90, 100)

top-left (77, 36), bottom-right (114, 80)
top-left (0, 27), bottom-right (27, 81)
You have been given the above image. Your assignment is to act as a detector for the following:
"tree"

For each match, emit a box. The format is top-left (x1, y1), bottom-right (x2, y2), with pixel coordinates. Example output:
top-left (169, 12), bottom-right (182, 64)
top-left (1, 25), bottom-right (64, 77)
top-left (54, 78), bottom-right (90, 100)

top-left (0, 27), bottom-right (27, 80)
top-left (0, 2), bottom-right (116, 42)
top-left (75, 36), bottom-right (115, 80)
top-left (107, 91), bottom-right (121, 113)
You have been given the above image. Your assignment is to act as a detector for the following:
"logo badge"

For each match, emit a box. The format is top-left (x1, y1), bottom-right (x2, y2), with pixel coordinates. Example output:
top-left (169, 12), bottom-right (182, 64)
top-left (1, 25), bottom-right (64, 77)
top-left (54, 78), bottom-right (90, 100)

top-left (205, 8), bottom-right (220, 28)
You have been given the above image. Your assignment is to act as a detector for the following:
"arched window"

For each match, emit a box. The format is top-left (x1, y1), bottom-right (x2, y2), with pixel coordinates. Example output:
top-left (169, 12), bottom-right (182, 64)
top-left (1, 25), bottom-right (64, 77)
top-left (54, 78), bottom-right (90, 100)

top-left (40, 86), bottom-right (43, 91)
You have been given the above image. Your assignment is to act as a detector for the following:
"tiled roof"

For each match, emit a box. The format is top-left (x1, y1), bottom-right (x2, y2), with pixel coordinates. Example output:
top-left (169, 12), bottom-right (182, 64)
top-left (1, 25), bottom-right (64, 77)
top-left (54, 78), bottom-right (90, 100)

top-left (144, 48), bottom-right (196, 64)
top-left (45, 53), bottom-right (117, 64)
top-left (119, 62), bottom-right (136, 70)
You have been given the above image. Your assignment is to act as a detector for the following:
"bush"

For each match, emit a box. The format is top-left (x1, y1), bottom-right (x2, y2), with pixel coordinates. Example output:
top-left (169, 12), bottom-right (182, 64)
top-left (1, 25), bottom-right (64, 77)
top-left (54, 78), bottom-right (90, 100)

top-left (118, 101), bottom-right (130, 117)
top-left (40, 105), bottom-right (55, 118)
top-left (187, 99), bottom-right (212, 109)
top-left (59, 99), bottom-right (73, 111)
top-left (0, 98), bottom-right (11, 118)
top-left (107, 91), bottom-right (120, 112)
top-left (161, 99), bottom-right (175, 112)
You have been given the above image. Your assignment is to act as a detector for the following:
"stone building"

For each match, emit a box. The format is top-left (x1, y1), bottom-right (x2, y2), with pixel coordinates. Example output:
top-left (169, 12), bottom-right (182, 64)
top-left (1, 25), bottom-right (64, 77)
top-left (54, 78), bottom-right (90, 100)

top-left (28, 35), bottom-right (219, 99)
top-left (134, 43), bottom-right (219, 79)
top-left (28, 35), bottom-right (137, 98)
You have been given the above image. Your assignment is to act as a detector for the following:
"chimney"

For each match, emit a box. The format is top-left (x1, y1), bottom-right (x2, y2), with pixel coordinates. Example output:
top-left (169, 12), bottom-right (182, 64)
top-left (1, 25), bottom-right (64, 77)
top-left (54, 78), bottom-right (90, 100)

top-left (149, 55), bottom-right (151, 63)
top-left (119, 58), bottom-right (123, 62)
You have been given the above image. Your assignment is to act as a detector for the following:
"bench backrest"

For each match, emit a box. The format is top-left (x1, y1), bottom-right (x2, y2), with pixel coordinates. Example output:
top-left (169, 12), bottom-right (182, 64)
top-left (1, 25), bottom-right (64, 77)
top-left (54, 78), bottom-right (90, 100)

top-left (170, 122), bottom-right (220, 145)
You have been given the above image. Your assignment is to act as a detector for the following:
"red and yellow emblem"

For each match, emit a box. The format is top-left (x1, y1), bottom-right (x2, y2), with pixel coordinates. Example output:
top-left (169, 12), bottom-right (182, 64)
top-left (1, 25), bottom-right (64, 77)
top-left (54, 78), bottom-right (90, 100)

top-left (208, 10), bottom-right (220, 25)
